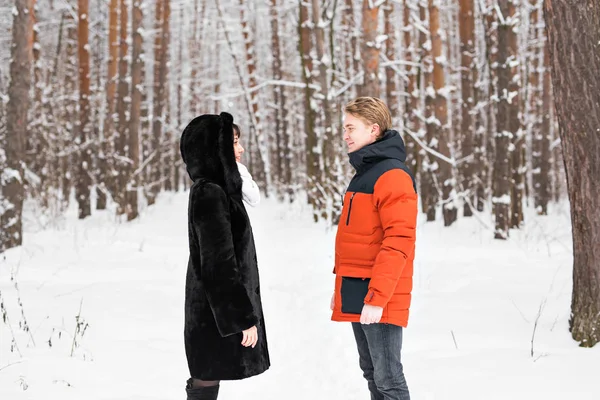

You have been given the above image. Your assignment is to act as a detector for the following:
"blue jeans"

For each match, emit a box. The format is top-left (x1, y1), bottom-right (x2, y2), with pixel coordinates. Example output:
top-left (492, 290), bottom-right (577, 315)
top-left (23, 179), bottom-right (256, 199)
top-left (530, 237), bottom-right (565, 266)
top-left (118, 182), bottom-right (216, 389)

top-left (352, 323), bottom-right (410, 400)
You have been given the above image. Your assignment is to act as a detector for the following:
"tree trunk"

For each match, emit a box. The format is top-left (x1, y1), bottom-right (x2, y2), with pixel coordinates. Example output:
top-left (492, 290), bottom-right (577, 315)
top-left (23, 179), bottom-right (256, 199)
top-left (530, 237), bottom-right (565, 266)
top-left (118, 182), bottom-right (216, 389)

top-left (62, 13), bottom-right (77, 206)
top-left (298, 0), bottom-right (319, 221)
top-left (175, 3), bottom-right (183, 191)
top-left (494, 0), bottom-right (513, 239)
top-left (311, 0), bottom-right (335, 220)
top-left (482, 2), bottom-right (499, 215)
top-left (343, 0), bottom-right (360, 90)
top-left (508, 0), bottom-right (523, 229)
top-left (459, 0), bottom-right (475, 217)
top-left (421, 3), bottom-right (437, 221)
top-left (359, 0), bottom-right (380, 97)
top-left (127, 0), bottom-right (143, 220)
top-left (161, 0), bottom-right (173, 193)
top-left (76, 0), bottom-right (92, 219)
top-left (149, 0), bottom-right (164, 206)
top-left (239, 0), bottom-right (268, 193)
top-left (189, 0), bottom-right (203, 117)
top-left (429, 0), bottom-right (455, 226)
top-left (115, 0), bottom-right (129, 213)
top-left (539, 33), bottom-right (552, 213)
top-left (1, 0), bottom-right (34, 251)
top-left (403, 0), bottom-right (420, 178)
top-left (98, 0), bottom-right (119, 210)
top-left (529, 0), bottom-right (542, 214)
top-left (544, 0), bottom-right (600, 347)
top-left (384, 1), bottom-right (397, 114)
top-left (28, 1), bottom-right (48, 201)
top-left (270, 0), bottom-right (288, 197)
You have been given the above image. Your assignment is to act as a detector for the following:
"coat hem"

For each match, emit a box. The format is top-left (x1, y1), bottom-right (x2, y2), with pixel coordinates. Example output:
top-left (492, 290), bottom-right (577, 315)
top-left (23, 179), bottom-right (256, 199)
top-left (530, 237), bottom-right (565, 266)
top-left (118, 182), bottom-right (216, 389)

top-left (192, 365), bottom-right (270, 381)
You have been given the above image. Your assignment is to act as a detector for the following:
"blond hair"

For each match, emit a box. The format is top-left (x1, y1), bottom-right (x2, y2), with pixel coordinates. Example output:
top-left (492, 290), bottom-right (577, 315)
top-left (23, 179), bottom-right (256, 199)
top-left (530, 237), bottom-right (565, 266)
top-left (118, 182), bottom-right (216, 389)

top-left (344, 97), bottom-right (392, 138)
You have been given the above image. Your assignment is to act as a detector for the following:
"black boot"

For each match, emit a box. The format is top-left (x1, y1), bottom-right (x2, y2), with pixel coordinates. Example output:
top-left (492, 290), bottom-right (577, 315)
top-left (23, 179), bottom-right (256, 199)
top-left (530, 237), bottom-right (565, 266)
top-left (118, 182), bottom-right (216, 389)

top-left (186, 379), bottom-right (219, 400)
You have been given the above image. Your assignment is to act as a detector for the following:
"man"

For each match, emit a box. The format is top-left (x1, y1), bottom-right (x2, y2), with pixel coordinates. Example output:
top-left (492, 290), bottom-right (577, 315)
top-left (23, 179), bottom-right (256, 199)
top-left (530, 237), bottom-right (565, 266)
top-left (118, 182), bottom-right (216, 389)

top-left (331, 97), bottom-right (417, 400)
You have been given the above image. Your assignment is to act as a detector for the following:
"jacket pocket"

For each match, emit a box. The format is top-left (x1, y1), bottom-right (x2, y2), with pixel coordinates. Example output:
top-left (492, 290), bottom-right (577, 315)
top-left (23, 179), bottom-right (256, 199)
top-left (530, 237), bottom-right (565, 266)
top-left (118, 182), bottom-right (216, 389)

top-left (340, 276), bottom-right (370, 314)
top-left (345, 192), bottom-right (356, 225)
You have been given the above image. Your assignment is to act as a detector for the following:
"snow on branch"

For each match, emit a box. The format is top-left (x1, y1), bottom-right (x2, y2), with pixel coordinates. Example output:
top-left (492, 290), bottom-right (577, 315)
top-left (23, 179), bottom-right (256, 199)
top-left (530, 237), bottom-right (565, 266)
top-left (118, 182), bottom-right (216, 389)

top-left (402, 127), bottom-right (456, 167)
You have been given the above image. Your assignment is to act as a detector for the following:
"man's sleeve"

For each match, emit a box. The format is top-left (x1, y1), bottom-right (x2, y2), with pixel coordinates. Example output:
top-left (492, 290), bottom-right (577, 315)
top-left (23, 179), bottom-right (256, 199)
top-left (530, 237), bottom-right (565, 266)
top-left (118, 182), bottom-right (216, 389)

top-left (364, 169), bottom-right (417, 308)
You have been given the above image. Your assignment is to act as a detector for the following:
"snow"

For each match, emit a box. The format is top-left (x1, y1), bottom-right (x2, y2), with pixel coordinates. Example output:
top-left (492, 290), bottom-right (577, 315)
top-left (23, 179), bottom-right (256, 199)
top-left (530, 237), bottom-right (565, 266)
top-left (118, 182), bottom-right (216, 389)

top-left (1, 193), bottom-right (599, 399)
top-left (1, 168), bottom-right (22, 184)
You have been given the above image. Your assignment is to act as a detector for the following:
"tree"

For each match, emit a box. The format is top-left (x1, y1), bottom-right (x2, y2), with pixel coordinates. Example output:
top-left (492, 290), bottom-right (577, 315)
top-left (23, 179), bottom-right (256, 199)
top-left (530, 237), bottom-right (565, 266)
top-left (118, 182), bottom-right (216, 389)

top-left (544, 0), bottom-right (600, 347)
top-left (359, 0), bottom-right (380, 96)
top-left (383, 1), bottom-right (397, 114)
top-left (508, 0), bottom-right (523, 229)
top-left (1, 0), bottom-right (34, 251)
top-left (115, 0), bottom-right (130, 212)
top-left (269, 0), bottom-right (290, 197)
top-left (98, 0), bottom-right (120, 211)
top-left (459, 0), bottom-right (476, 217)
top-left (239, 0), bottom-right (268, 192)
top-left (149, 0), bottom-right (165, 206)
top-left (493, 0), bottom-right (513, 239)
top-left (429, 0), bottom-right (455, 226)
top-left (298, 0), bottom-right (319, 220)
top-left (77, 0), bottom-right (92, 219)
top-left (402, 0), bottom-right (421, 177)
top-left (127, 0), bottom-right (144, 220)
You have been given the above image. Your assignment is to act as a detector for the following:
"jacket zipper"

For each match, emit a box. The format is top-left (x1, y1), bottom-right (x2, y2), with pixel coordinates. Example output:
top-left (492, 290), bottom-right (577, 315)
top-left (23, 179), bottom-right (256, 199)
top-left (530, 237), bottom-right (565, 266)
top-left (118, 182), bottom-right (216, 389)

top-left (345, 192), bottom-right (356, 225)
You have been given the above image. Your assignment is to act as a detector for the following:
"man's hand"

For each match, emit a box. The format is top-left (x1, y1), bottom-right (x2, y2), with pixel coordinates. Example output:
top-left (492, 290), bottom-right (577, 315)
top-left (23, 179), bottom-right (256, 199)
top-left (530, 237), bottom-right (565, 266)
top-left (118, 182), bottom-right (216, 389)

top-left (330, 292), bottom-right (335, 310)
top-left (360, 305), bottom-right (383, 324)
top-left (241, 326), bottom-right (258, 348)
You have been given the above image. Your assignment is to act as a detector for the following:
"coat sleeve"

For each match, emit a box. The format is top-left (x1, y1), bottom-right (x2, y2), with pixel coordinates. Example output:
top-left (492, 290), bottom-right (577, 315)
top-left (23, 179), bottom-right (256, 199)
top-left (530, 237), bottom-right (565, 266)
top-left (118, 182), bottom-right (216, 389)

top-left (192, 184), bottom-right (259, 337)
top-left (364, 169), bottom-right (417, 308)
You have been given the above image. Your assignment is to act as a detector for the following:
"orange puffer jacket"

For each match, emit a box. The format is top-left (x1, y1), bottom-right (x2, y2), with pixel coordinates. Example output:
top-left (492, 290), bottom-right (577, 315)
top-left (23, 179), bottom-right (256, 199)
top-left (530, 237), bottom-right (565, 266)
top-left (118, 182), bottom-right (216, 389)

top-left (331, 130), bottom-right (417, 327)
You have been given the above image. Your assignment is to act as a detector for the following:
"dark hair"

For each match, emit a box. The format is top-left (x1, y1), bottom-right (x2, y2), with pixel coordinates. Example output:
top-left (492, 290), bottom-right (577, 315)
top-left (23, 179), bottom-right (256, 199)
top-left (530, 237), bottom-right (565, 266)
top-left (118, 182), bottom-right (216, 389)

top-left (233, 123), bottom-right (241, 138)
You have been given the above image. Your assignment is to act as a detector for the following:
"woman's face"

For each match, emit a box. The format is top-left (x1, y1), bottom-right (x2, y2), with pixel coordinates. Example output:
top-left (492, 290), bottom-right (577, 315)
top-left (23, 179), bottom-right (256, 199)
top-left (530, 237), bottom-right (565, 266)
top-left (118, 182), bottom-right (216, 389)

top-left (234, 134), bottom-right (244, 162)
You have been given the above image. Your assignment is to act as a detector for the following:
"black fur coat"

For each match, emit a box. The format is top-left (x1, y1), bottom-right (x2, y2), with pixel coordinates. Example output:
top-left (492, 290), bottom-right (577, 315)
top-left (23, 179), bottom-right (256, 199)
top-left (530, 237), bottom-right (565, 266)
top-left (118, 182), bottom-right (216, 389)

top-left (180, 112), bottom-right (270, 380)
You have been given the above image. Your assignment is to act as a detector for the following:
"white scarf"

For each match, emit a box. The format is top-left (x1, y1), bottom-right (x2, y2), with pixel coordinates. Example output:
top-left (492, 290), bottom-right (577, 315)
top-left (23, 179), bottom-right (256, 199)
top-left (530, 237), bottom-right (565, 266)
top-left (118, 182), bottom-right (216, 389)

top-left (236, 162), bottom-right (260, 207)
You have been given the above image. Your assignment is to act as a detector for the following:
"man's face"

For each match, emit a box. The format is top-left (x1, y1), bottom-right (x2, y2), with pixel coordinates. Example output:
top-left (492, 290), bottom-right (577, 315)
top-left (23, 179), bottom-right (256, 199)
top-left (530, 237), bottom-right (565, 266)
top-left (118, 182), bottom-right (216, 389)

top-left (343, 113), bottom-right (378, 153)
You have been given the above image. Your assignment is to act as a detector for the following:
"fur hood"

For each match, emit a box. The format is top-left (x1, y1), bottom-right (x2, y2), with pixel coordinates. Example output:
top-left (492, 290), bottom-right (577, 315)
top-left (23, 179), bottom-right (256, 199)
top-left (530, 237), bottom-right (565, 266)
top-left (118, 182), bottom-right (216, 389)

top-left (180, 112), bottom-right (242, 197)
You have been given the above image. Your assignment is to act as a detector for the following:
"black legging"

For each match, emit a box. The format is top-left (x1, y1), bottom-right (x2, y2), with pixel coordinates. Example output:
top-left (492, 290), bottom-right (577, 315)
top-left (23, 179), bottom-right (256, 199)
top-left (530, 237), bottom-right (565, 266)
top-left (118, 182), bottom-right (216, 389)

top-left (188, 378), bottom-right (219, 388)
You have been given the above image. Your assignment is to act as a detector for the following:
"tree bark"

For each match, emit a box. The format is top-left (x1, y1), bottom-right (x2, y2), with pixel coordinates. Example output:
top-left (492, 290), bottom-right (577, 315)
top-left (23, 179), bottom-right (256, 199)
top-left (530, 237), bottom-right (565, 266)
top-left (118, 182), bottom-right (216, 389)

top-left (76, 0), bottom-right (92, 219)
top-left (359, 0), bottom-right (380, 97)
top-left (384, 1), bottom-right (397, 114)
top-left (539, 34), bottom-right (552, 213)
top-left (62, 12), bottom-right (77, 206)
top-left (494, 0), bottom-right (513, 239)
top-left (149, 0), bottom-right (164, 206)
top-left (508, 0), bottom-right (523, 229)
top-left (403, 0), bottom-right (420, 178)
top-left (298, 0), bottom-right (319, 221)
top-left (421, 2), bottom-right (437, 221)
top-left (115, 0), bottom-right (130, 213)
top-left (127, 0), bottom-right (143, 220)
top-left (459, 0), bottom-right (475, 217)
top-left (161, 0), bottom-right (173, 193)
top-left (1, 0), bottom-right (34, 251)
top-left (544, 0), bottom-right (600, 347)
top-left (270, 0), bottom-right (289, 197)
top-left (429, 0), bottom-right (455, 226)
top-left (343, 0), bottom-right (360, 89)
top-left (98, 0), bottom-right (119, 210)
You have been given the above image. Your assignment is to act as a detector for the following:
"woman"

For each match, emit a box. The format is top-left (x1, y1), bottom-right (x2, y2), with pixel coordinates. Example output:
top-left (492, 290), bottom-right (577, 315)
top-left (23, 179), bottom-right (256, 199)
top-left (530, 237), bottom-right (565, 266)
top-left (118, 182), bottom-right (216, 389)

top-left (180, 112), bottom-right (270, 400)
top-left (232, 123), bottom-right (260, 207)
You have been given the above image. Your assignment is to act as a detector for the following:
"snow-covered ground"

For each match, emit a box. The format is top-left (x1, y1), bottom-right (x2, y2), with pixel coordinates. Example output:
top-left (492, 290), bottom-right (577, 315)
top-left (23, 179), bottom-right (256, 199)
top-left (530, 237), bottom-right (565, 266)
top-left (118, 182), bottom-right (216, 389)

top-left (1, 192), bottom-right (598, 400)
